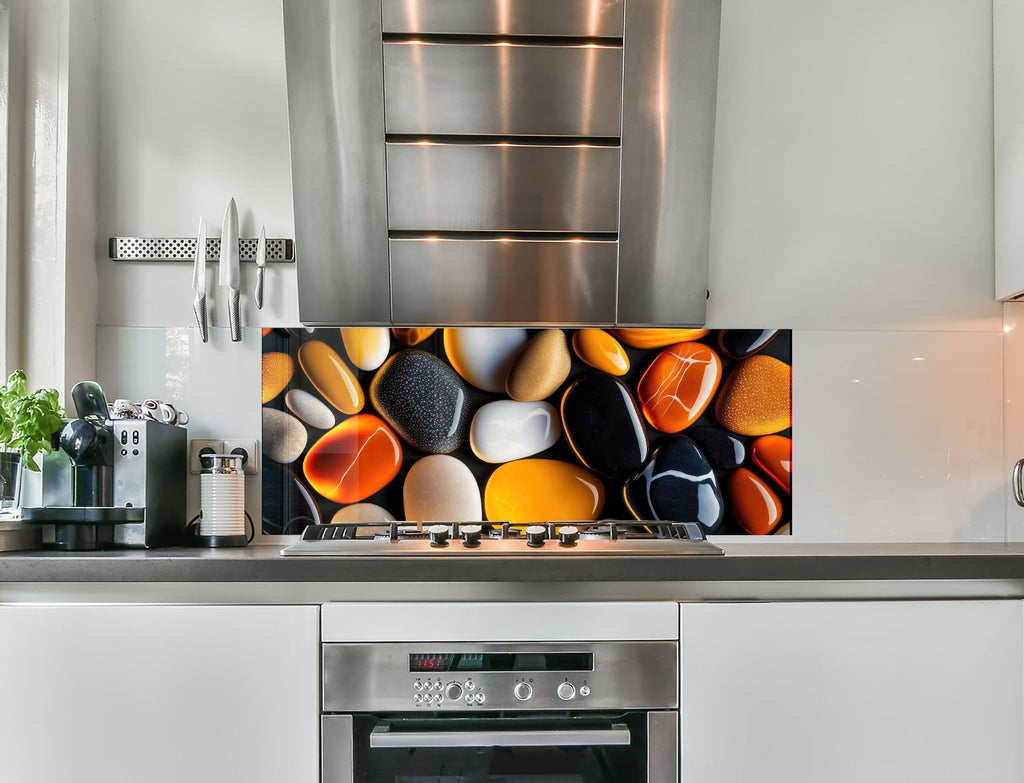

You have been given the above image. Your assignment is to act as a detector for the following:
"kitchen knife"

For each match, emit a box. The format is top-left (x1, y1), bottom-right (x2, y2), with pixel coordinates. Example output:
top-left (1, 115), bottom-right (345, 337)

top-left (254, 224), bottom-right (266, 310)
top-left (192, 217), bottom-right (209, 342)
top-left (219, 197), bottom-right (241, 342)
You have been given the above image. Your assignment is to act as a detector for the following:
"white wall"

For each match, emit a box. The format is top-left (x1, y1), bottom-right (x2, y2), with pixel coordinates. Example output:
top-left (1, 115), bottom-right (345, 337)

top-left (91, 0), bottom-right (1004, 542)
top-left (96, 0), bottom-right (297, 328)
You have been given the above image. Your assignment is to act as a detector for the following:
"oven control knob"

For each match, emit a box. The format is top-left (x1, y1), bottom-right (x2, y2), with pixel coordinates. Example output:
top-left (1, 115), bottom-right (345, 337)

top-left (461, 524), bottom-right (482, 548)
top-left (557, 682), bottom-right (576, 701)
top-left (427, 524), bottom-right (450, 547)
top-left (579, 685), bottom-right (591, 697)
top-left (513, 682), bottom-right (533, 701)
top-left (525, 525), bottom-right (547, 548)
top-left (558, 526), bottom-right (579, 547)
top-left (445, 682), bottom-right (464, 701)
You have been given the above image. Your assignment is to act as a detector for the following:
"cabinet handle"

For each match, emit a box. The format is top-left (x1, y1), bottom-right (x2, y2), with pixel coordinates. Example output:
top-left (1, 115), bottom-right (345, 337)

top-left (369, 724), bottom-right (630, 749)
top-left (1013, 459), bottom-right (1024, 507)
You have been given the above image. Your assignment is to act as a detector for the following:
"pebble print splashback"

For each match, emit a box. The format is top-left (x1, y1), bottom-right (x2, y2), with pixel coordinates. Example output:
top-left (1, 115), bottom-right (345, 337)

top-left (261, 328), bottom-right (792, 536)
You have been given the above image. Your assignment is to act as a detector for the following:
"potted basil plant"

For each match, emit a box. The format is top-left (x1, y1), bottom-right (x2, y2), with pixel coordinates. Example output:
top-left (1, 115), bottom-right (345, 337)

top-left (0, 370), bottom-right (65, 516)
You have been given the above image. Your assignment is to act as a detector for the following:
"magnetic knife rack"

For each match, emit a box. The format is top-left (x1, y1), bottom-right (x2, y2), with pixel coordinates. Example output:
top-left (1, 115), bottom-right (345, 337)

top-left (108, 237), bottom-right (295, 263)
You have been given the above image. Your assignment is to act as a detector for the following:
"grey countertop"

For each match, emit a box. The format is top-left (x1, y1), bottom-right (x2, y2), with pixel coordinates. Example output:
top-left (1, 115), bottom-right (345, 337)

top-left (2, 541), bottom-right (1024, 589)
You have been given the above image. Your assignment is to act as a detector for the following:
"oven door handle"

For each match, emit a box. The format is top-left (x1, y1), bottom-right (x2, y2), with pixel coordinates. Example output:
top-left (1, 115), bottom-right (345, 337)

top-left (369, 723), bottom-right (632, 749)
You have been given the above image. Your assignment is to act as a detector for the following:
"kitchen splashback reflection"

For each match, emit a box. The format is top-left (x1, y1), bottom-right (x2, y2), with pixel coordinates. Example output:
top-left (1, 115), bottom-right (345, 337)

top-left (261, 328), bottom-right (792, 535)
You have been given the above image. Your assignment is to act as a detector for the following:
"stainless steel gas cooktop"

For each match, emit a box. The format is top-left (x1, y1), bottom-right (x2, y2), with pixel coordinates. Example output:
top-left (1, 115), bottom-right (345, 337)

top-left (280, 520), bottom-right (723, 557)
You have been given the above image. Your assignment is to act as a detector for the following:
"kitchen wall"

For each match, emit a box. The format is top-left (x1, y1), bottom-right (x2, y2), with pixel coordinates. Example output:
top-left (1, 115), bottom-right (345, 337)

top-left (90, 0), bottom-right (1005, 542)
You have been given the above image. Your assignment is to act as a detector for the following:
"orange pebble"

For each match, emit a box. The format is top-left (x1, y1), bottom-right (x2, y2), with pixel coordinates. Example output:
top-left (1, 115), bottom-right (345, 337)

top-left (637, 342), bottom-right (721, 432)
top-left (611, 329), bottom-right (709, 349)
top-left (714, 355), bottom-right (791, 436)
top-left (728, 467), bottom-right (783, 535)
top-left (303, 414), bottom-right (402, 504)
top-left (752, 435), bottom-right (791, 493)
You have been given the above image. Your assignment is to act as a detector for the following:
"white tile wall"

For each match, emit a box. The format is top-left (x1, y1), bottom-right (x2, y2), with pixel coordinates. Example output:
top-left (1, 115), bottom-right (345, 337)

top-left (95, 326), bottom-right (263, 528)
top-left (1003, 302), bottom-right (1024, 541)
top-left (792, 330), bottom-right (1004, 541)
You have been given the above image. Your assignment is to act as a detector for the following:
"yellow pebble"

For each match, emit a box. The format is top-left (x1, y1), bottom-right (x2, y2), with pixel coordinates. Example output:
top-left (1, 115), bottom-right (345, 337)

top-left (572, 329), bottom-right (630, 376)
top-left (262, 352), bottom-right (294, 403)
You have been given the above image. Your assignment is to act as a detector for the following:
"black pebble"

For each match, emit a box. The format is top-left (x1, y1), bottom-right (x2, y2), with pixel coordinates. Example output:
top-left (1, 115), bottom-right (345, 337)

top-left (561, 373), bottom-right (649, 479)
top-left (370, 349), bottom-right (471, 454)
top-left (624, 436), bottom-right (724, 533)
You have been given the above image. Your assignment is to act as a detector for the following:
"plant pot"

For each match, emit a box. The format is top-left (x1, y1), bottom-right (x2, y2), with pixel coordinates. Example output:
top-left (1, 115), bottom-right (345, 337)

top-left (0, 451), bottom-right (23, 517)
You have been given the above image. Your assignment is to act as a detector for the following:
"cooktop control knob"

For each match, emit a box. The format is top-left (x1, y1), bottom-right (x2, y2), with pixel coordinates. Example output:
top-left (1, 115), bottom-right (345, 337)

top-left (525, 525), bottom-right (547, 548)
top-left (513, 682), bottom-right (533, 701)
top-left (445, 682), bottom-right (464, 702)
top-left (558, 526), bottom-right (579, 547)
top-left (557, 682), bottom-right (576, 701)
top-left (461, 524), bottom-right (482, 548)
top-left (427, 524), bottom-right (450, 547)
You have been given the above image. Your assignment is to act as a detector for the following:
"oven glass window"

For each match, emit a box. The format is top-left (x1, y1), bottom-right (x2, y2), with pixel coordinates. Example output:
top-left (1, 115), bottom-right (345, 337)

top-left (348, 713), bottom-right (648, 783)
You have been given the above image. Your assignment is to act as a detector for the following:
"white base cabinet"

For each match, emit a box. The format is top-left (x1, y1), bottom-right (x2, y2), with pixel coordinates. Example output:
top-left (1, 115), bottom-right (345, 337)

top-left (0, 604), bottom-right (319, 783)
top-left (680, 601), bottom-right (1023, 783)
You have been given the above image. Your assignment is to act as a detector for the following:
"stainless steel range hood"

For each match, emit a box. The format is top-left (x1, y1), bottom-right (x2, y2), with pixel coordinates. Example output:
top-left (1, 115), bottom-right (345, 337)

top-left (283, 0), bottom-right (721, 327)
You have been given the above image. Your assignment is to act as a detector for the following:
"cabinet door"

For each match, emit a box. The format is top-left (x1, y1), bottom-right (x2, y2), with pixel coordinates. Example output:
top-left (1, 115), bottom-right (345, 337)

top-left (0, 604), bottom-right (319, 783)
top-left (996, 0), bottom-right (1024, 299)
top-left (680, 601), bottom-right (1023, 783)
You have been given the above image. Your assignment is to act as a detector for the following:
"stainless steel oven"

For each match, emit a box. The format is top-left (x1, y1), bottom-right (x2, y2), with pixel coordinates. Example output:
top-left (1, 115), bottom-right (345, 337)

top-left (321, 640), bottom-right (679, 782)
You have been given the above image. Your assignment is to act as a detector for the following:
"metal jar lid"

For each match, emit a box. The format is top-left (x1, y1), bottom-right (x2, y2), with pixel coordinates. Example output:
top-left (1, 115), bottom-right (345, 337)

top-left (199, 453), bottom-right (245, 475)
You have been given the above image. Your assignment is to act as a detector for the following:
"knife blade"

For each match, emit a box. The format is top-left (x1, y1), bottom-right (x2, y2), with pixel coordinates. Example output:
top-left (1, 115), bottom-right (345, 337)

top-left (219, 197), bottom-right (241, 341)
top-left (254, 224), bottom-right (266, 310)
top-left (192, 217), bottom-right (208, 342)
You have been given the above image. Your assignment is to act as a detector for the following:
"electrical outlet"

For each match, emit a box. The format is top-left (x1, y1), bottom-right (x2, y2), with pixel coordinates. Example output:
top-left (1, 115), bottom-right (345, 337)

top-left (189, 439), bottom-right (224, 474)
top-left (223, 438), bottom-right (260, 475)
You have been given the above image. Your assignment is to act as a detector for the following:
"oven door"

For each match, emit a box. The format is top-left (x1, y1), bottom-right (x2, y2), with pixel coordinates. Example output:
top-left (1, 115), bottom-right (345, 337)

top-left (323, 711), bottom-right (677, 783)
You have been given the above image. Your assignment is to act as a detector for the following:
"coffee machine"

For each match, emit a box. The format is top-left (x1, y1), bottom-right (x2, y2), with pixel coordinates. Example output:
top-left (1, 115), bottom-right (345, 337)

top-left (22, 381), bottom-right (187, 550)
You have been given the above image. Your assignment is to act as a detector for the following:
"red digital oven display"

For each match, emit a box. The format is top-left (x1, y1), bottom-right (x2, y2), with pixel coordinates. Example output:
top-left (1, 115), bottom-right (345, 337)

top-left (409, 654), bottom-right (456, 672)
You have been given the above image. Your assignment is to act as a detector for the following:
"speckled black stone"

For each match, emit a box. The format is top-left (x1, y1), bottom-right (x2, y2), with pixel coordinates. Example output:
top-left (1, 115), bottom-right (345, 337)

top-left (370, 349), bottom-right (470, 454)
top-left (624, 437), bottom-right (724, 533)
top-left (688, 426), bottom-right (746, 470)
top-left (561, 373), bottom-right (649, 479)
top-left (717, 329), bottom-right (779, 360)
top-left (262, 458), bottom-right (321, 535)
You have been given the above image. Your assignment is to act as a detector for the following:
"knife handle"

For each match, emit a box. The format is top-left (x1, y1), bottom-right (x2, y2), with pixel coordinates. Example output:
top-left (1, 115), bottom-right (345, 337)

top-left (193, 294), bottom-right (209, 343)
top-left (229, 289), bottom-right (241, 342)
top-left (255, 267), bottom-right (265, 310)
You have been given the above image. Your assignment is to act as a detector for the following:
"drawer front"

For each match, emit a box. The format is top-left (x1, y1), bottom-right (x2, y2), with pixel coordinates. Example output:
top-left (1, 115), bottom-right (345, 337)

top-left (390, 239), bottom-right (618, 324)
top-left (386, 143), bottom-right (621, 232)
top-left (384, 42), bottom-right (623, 137)
top-left (381, 0), bottom-right (625, 37)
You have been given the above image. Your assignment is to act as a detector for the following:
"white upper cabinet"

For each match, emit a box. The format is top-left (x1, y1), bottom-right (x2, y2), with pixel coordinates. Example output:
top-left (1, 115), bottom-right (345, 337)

top-left (995, 0), bottom-right (1024, 300)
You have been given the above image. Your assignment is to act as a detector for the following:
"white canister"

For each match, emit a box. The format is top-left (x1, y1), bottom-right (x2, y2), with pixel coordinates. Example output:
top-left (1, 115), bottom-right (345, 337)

top-left (199, 453), bottom-right (247, 545)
